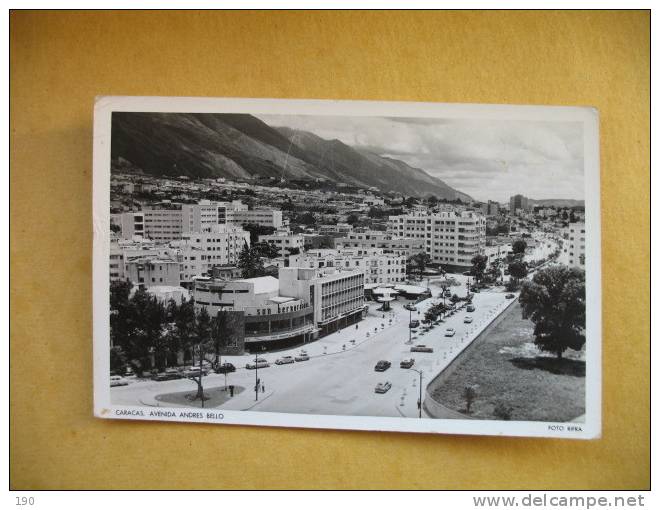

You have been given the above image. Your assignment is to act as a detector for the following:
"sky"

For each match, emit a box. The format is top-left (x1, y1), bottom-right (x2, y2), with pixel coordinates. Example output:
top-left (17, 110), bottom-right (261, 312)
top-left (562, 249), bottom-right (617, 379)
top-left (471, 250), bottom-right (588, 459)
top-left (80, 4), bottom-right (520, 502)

top-left (256, 114), bottom-right (585, 203)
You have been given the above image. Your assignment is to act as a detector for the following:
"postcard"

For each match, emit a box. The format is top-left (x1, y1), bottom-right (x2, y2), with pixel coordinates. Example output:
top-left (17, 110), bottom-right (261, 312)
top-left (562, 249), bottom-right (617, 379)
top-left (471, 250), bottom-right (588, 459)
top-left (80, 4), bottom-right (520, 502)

top-left (93, 96), bottom-right (600, 438)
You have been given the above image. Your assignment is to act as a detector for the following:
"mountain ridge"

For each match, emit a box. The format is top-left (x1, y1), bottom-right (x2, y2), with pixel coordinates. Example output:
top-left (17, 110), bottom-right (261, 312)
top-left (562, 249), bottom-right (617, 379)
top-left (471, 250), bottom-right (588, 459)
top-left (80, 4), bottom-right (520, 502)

top-left (110, 112), bottom-right (471, 200)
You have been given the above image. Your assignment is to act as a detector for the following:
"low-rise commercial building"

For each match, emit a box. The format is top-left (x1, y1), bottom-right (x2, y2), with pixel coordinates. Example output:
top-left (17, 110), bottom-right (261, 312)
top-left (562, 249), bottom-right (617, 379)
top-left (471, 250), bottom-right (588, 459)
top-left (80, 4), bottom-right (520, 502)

top-left (192, 275), bottom-right (315, 352)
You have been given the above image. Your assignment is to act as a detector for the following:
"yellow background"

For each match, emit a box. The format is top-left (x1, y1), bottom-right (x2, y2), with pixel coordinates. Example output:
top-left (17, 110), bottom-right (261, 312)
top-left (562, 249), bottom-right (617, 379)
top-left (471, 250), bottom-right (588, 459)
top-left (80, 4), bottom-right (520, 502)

top-left (10, 10), bottom-right (650, 489)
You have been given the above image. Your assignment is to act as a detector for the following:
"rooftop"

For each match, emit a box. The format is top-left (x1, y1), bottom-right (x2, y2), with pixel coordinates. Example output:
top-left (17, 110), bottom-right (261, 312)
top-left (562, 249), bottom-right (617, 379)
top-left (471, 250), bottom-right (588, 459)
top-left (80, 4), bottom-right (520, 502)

top-left (238, 276), bottom-right (279, 294)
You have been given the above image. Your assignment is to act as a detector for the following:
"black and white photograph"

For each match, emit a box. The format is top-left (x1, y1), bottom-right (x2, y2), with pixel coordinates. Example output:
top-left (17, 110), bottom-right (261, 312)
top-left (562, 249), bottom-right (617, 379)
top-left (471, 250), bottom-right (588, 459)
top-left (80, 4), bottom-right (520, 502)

top-left (93, 97), bottom-right (601, 438)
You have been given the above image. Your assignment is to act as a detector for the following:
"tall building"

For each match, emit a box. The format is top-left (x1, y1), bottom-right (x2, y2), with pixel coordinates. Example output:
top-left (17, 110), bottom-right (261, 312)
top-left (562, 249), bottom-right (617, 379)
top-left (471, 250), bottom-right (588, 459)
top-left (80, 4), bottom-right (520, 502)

top-left (279, 267), bottom-right (365, 336)
top-left (480, 200), bottom-right (500, 216)
top-left (560, 222), bottom-right (586, 269)
top-left (387, 211), bottom-right (486, 271)
top-left (509, 194), bottom-right (531, 215)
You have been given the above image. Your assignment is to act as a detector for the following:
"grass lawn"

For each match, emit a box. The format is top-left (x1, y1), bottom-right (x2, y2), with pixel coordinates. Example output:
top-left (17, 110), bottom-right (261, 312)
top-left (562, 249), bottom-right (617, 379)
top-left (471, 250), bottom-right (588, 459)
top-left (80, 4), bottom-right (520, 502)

top-left (155, 385), bottom-right (245, 408)
top-left (429, 302), bottom-right (585, 422)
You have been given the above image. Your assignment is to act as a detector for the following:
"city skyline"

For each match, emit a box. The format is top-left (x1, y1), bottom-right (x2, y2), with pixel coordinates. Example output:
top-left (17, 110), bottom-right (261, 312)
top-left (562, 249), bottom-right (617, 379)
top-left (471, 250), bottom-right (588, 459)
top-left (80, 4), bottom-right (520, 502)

top-left (256, 114), bottom-right (585, 203)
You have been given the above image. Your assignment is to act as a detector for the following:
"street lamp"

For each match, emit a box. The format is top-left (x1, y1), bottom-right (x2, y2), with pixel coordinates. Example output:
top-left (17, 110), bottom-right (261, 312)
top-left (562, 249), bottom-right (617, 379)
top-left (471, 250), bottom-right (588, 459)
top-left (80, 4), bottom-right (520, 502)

top-left (409, 368), bottom-right (424, 418)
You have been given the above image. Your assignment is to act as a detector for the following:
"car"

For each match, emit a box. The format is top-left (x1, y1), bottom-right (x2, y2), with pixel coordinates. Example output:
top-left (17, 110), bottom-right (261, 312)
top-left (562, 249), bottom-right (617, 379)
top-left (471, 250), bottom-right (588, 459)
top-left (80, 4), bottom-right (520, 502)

top-left (466, 305), bottom-right (475, 312)
top-left (183, 366), bottom-right (209, 378)
top-left (463, 316), bottom-right (473, 324)
top-left (505, 293), bottom-right (515, 299)
top-left (411, 344), bottom-right (434, 353)
top-left (294, 354), bottom-right (310, 362)
top-left (152, 368), bottom-right (182, 381)
top-left (400, 358), bottom-right (415, 369)
top-left (246, 358), bottom-right (270, 370)
top-left (374, 360), bottom-right (391, 372)
top-left (214, 363), bottom-right (236, 374)
top-left (444, 290), bottom-right (452, 298)
top-left (275, 356), bottom-right (295, 365)
top-left (110, 375), bottom-right (129, 387)
top-left (409, 320), bottom-right (420, 329)
top-left (445, 328), bottom-right (456, 337)
top-left (404, 304), bottom-right (417, 311)
top-left (375, 382), bottom-right (392, 394)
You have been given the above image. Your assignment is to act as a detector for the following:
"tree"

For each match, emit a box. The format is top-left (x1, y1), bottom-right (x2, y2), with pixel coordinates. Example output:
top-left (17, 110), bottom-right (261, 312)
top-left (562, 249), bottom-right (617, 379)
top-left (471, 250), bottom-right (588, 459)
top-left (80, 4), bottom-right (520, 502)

top-left (507, 259), bottom-right (528, 289)
top-left (238, 244), bottom-right (266, 279)
top-left (174, 297), bottom-right (196, 364)
top-left (110, 223), bottom-right (121, 234)
top-left (463, 385), bottom-right (477, 414)
top-left (346, 213), bottom-right (361, 226)
top-left (241, 223), bottom-right (275, 245)
top-left (187, 307), bottom-right (214, 404)
top-left (512, 239), bottom-right (527, 255)
top-left (518, 265), bottom-right (586, 359)
top-left (470, 254), bottom-right (488, 284)
top-left (409, 252), bottom-right (431, 279)
top-left (253, 241), bottom-right (280, 259)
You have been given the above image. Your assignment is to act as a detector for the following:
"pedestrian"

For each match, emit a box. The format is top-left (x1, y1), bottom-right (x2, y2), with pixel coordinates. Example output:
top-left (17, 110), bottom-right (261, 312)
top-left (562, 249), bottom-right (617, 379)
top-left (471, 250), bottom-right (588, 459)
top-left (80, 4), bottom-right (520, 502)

top-left (261, 382), bottom-right (265, 393)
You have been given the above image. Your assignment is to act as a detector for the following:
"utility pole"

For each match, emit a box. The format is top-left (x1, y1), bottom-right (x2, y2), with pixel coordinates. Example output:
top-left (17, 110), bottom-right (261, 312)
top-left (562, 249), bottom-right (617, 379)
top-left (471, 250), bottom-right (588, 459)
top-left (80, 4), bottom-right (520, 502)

top-left (410, 368), bottom-right (424, 418)
top-left (254, 351), bottom-right (259, 401)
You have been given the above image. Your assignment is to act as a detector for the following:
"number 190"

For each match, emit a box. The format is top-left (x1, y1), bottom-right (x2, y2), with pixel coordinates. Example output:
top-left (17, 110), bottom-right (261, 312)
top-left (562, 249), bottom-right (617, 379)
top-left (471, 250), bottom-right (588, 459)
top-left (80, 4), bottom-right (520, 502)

top-left (16, 497), bottom-right (34, 506)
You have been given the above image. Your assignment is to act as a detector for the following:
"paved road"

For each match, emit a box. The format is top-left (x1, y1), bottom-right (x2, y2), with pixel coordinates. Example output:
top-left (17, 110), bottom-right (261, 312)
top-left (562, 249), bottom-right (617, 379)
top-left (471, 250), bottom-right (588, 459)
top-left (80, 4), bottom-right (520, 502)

top-left (111, 279), bottom-right (512, 418)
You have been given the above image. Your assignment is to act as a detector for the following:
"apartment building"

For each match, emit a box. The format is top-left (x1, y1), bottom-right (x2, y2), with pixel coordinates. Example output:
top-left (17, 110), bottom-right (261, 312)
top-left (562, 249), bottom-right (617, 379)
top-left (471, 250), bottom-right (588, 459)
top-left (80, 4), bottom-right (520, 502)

top-left (258, 232), bottom-right (305, 257)
top-left (173, 225), bottom-right (250, 284)
top-left (110, 236), bottom-right (161, 282)
top-left (336, 231), bottom-right (425, 257)
top-left (125, 256), bottom-right (181, 287)
top-left (318, 223), bottom-right (354, 235)
top-left (560, 222), bottom-right (586, 269)
top-left (226, 208), bottom-right (284, 229)
top-left (279, 267), bottom-right (365, 336)
top-left (289, 248), bottom-right (406, 285)
top-left (387, 211), bottom-right (486, 271)
top-left (480, 200), bottom-right (500, 217)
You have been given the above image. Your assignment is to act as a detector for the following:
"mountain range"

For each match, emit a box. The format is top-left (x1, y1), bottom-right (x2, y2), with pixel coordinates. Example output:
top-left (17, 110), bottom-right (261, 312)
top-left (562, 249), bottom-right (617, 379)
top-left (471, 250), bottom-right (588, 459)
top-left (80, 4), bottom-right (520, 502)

top-left (110, 112), bottom-right (471, 200)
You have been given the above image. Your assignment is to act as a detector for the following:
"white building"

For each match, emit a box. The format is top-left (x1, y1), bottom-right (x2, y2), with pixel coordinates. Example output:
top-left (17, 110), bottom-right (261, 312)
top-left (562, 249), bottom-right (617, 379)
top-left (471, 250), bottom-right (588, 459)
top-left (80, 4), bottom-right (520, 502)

top-left (192, 275), bottom-right (315, 352)
top-left (318, 223), bottom-right (354, 235)
top-left (174, 225), bottom-right (250, 284)
top-left (336, 231), bottom-right (426, 258)
top-left (125, 256), bottom-right (181, 287)
top-left (279, 266), bottom-right (365, 336)
top-left (560, 222), bottom-right (586, 269)
top-left (226, 208), bottom-right (283, 229)
top-left (110, 236), bottom-right (161, 282)
top-left (387, 210), bottom-right (486, 270)
top-left (258, 232), bottom-right (305, 257)
top-left (289, 248), bottom-right (406, 285)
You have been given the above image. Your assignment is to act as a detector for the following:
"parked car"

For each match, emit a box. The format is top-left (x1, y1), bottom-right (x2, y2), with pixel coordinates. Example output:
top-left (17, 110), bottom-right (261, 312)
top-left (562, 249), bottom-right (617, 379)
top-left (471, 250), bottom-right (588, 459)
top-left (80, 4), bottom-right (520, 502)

top-left (411, 344), bottom-right (433, 353)
top-left (214, 363), bottom-right (236, 374)
top-left (445, 328), bottom-right (456, 337)
top-left (275, 356), bottom-right (295, 365)
top-left (404, 304), bottom-right (417, 311)
top-left (246, 358), bottom-right (270, 370)
top-left (110, 375), bottom-right (129, 387)
top-left (409, 320), bottom-right (420, 329)
top-left (443, 290), bottom-right (452, 298)
top-left (466, 305), bottom-right (476, 312)
top-left (400, 358), bottom-right (415, 369)
top-left (152, 368), bottom-right (182, 381)
top-left (374, 360), bottom-right (391, 372)
top-left (463, 316), bottom-right (473, 324)
top-left (505, 293), bottom-right (515, 299)
top-left (183, 366), bottom-right (209, 378)
top-left (294, 354), bottom-right (310, 362)
top-left (375, 382), bottom-right (392, 394)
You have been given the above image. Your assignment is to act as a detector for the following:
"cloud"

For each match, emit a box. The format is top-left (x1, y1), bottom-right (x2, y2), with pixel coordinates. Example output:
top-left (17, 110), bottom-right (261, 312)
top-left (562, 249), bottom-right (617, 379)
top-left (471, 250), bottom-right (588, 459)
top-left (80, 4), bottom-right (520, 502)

top-left (256, 114), bottom-right (584, 202)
